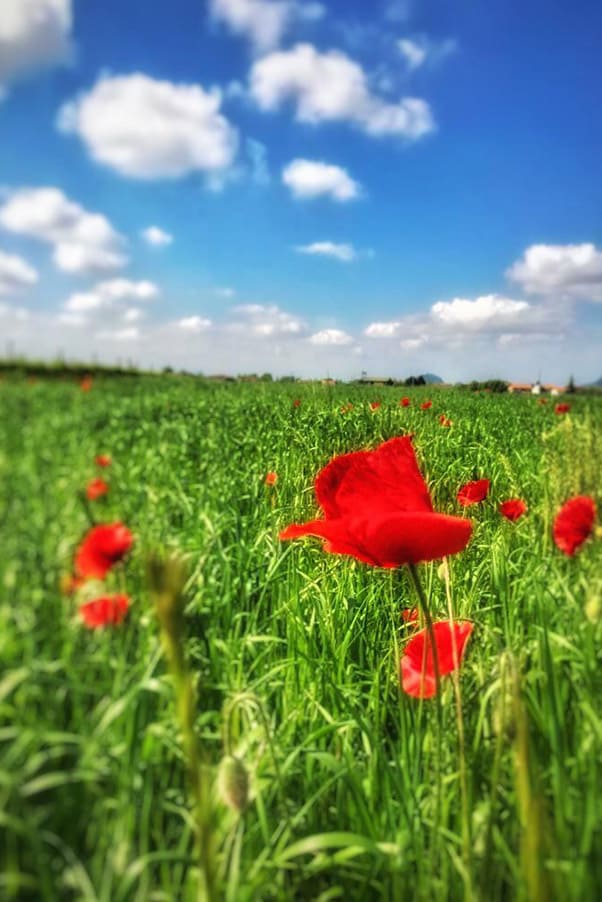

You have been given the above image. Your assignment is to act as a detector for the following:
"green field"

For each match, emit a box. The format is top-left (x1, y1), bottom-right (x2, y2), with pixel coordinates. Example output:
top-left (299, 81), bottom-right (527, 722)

top-left (1, 377), bottom-right (601, 901)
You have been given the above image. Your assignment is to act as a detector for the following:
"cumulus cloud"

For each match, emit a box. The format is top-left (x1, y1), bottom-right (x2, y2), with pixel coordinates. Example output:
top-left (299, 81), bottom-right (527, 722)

top-left (209, 0), bottom-right (324, 53)
top-left (296, 241), bottom-right (356, 262)
top-left (0, 0), bottom-right (72, 95)
top-left (0, 187), bottom-right (127, 275)
top-left (231, 302), bottom-right (305, 336)
top-left (63, 279), bottom-right (159, 313)
top-left (397, 36), bottom-right (457, 70)
top-left (250, 43), bottom-right (434, 139)
top-left (0, 249), bottom-right (38, 295)
top-left (57, 73), bottom-right (238, 180)
top-left (141, 225), bottom-right (173, 247)
top-left (309, 328), bottom-right (353, 345)
top-left (507, 243), bottom-right (602, 302)
top-left (178, 315), bottom-right (212, 332)
top-left (282, 159), bottom-right (360, 201)
top-left (430, 295), bottom-right (530, 331)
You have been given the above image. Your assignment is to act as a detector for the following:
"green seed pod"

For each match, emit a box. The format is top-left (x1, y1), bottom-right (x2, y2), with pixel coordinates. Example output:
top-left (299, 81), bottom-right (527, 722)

top-left (217, 755), bottom-right (249, 813)
top-left (585, 595), bottom-right (601, 624)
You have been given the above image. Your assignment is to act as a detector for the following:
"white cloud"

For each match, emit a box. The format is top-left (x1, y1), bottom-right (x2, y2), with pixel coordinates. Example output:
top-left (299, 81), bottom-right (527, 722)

top-left (364, 321), bottom-right (402, 338)
top-left (0, 249), bottom-right (38, 295)
top-left (398, 39), bottom-right (427, 70)
top-left (232, 302), bottom-right (305, 336)
top-left (430, 295), bottom-right (530, 331)
top-left (63, 279), bottom-right (159, 313)
top-left (0, 0), bottom-right (72, 95)
top-left (507, 243), bottom-right (602, 301)
top-left (209, 0), bottom-right (324, 53)
top-left (296, 241), bottom-right (356, 262)
top-left (141, 225), bottom-right (173, 247)
top-left (58, 73), bottom-right (238, 180)
top-left (309, 328), bottom-right (353, 345)
top-left (282, 159), bottom-right (360, 201)
top-left (250, 43), bottom-right (434, 138)
top-left (123, 308), bottom-right (144, 323)
top-left (178, 315), bottom-right (212, 332)
top-left (0, 186), bottom-right (127, 275)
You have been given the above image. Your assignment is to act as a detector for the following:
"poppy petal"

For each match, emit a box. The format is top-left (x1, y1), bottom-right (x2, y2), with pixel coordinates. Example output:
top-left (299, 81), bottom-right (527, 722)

top-left (553, 496), bottom-right (596, 556)
top-left (401, 621), bottom-right (473, 698)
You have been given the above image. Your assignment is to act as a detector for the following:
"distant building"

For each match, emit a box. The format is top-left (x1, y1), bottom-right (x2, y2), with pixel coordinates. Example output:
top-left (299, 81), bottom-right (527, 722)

top-left (508, 381), bottom-right (566, 394)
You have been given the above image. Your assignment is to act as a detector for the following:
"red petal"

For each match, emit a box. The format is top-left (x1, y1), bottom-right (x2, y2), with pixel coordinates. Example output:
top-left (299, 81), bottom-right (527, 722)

top-left (80, 594), bottom-right (130, 628)
top-left (553, 496), bottom-right (596, 556)
top-left (457, 478), bottom-right (490, 506)
top-left (75, 523), bottom-right (134, 579)
top-left (499, 498), bottom-right (527, 521)
top-left (315, 437), bottom-right (433, 520)
top-left (401, 621), bottom-right (473, 697)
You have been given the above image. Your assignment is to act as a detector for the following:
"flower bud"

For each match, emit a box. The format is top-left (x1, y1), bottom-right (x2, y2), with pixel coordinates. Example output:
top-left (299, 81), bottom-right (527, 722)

top-left (217, 755), bottom-right (249, 813)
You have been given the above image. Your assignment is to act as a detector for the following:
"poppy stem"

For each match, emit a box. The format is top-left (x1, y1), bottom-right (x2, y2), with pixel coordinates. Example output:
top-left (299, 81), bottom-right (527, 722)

top-left (407, 563), bottom-right (443, 863)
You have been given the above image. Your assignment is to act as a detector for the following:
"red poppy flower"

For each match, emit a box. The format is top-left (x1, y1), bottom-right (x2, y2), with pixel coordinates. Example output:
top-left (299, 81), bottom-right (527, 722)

top-left (457, 479), bottom-right (490, 507)
top-left (95, 454), bottom-right (112, 467)
top-left (555, 403), bottom-right (570, 415)
top-left (292, 399), bottom-right (301, 408)
top-left (86, 477), bottom-right (109, 500)
top-left (400, 397), bottom-right (411, 407)
top-left (499, 498), bottom-right (527, 521)
top-left (75, 523), bottom-right (134, 579)
top-left (370, 401), bottom-right (381, 411)
top-left (80, 375), bottom-right (93, 392)
top-left (79, 594), bottom-right (130, 628)
top-left (401, 620), bottom-right (473, 698)
top-left (265, 471), bottom-right (278, 487)
top-left (439, 415), bottom-right (452, 427)
top-left (280, 436), bottom-right (473, 567)
top-left (553, 496), bottom-right (596, 556)
top-left (340, 403), bottom-right (353, 414)
top-left (420, 401), bottom-right (432, 410)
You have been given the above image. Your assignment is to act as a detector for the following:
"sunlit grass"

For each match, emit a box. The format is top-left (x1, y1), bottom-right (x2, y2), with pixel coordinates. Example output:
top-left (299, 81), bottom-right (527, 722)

top-left (1, 377), bottom-right (601, 900)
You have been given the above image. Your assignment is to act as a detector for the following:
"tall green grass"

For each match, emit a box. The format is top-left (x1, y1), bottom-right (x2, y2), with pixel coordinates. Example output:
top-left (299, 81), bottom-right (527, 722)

top-left (1, 378), bottom-right (601, 900)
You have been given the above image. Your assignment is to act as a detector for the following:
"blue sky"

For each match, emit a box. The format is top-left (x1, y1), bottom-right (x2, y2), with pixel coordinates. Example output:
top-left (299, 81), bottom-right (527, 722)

top-left (1, 0), bottom-right (601, 381)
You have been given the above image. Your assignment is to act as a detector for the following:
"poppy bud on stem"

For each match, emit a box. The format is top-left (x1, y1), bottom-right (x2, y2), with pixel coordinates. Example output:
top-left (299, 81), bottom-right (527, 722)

top-left (147, 552), bottom-right (217, 902)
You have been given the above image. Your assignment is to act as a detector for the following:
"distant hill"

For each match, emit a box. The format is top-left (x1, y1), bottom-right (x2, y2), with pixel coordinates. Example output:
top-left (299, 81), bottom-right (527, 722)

top-left (421, 373), bottom-right (444, 384)
top-left (587, 376), bottom-right (602, 387)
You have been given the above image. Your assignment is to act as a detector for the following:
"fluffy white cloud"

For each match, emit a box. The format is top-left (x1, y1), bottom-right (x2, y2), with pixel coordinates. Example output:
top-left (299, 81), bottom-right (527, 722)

top-left (0, 0), bottom-right (72, 94)
top-left (178, 315), bottom-right (212, 332)
top-left (282, 159), bottom-right (360, 201)
top-left (364, 321), bottom-right (403, 338)
top-left (210, 0), bottom-right (324, 53)
top-left (141, 225), bottom-right (173, 247)
top-left (309, 328), bottom-right (353, 345)
top-left (430, 295), bottom-right (530, 330)
top-left (507, 243), bottom-right (602, 301)
top-left (250, 43), bottom-right (434, 138)
top-left (232, 303), bottom-right (305, 336)
top-left (0, 187), bottom-right (127, 274)
top-left (58, 74), bottom-right (238, 180)
top-left (0, 249), bottom-right (38, 295)
top-left (64, 279), bottom-right (158, 313)
top-left (398, 39), bottom-right (427, 70)
top-left (296, 241), bottom-right (356, 262)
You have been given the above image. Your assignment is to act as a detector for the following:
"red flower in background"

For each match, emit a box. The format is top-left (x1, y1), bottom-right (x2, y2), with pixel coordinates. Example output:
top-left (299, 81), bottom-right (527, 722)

top-left (457, 479), bottom-right (490, 507)
top-left (79, 594), bottom-right (130, 628)
top-left (401, 620), bottom-right (473, 698)
top-left (86, 477), bottom-right (109, 500)
top-left (400, 397), bottom-right (411, 407)
top-left (265, 471), bottom-right (278, 487)
top-left (340, 403), bottom-right (354, 414)
top-left (280, 436), bottom-right (472, 567)
top-left (80, 376), bottom-right (93, 392)
top-left (370, 401), bottom-right (381, 411)
top-left (537, 398), bottom-right (548, 406)
top-left (439, 415), bottom-right (452, 427)
top-left (420, 401), bottom-right (433, 410)
top-left (499, 498), bottom-right (527, 521)
top-left (555, 403), bottom-right (570, 415)
top-left (95, 454), bottom-right (112, 467)
top-left (75, 523), bottom-right (134, 579)
top-left (553, 496), bottom-right (596, 556)
top-left (292, 399), bottom-right (301, 408)
top-left (402, 607), bottom-right (419, 627)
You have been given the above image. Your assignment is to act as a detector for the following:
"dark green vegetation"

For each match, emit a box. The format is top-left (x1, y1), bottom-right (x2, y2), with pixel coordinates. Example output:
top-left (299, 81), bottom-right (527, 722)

top-left (1, 377), bottom-right (601, 901)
